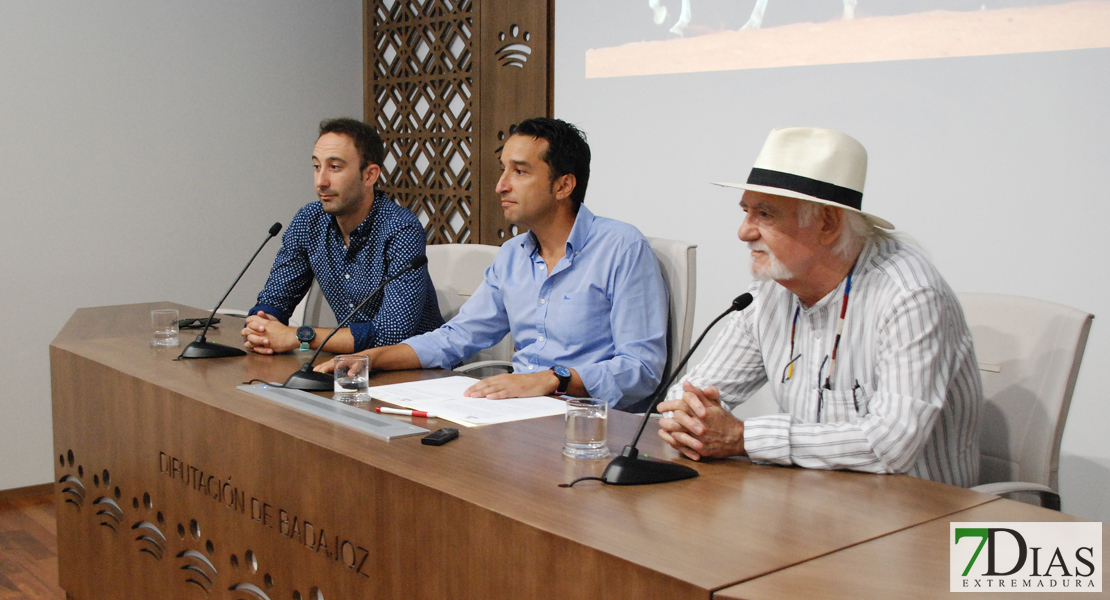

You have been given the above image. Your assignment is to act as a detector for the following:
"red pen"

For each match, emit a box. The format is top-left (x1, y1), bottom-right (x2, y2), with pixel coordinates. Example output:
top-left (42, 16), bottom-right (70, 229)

top-left (375, 407), bottom-right (437, 418)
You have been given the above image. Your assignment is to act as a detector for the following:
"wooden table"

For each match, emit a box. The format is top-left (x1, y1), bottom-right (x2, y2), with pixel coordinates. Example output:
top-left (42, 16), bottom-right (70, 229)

top-left (717, 499), bottom-right (1107, 599)
top-left (51, 303), bottom-right (1000, 600)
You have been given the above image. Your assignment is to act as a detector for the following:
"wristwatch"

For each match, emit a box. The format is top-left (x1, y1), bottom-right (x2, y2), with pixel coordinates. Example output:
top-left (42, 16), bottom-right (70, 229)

top-left (296, 326), bottom-right (316, 351)
top-left (550, 365), bottom-right (572, 396)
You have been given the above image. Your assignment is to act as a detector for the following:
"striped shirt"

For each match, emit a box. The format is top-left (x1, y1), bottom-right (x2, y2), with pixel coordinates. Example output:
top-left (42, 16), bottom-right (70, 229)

top-left (671, 237), bottom-right (982, 487)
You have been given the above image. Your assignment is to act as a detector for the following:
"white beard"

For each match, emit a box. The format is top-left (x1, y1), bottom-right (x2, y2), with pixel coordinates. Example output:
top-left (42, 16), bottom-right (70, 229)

top-left (749, 241), bottom-right (794, 281)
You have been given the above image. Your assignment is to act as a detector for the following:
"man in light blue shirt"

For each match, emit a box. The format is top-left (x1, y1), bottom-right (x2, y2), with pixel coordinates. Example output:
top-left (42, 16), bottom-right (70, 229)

top-left (317, 117), bottom-right (668, 410)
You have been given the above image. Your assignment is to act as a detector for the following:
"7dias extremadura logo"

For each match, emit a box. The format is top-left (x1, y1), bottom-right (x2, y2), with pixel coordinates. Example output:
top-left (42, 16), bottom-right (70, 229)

top-left (951, 522), bottom-right (1102, 592)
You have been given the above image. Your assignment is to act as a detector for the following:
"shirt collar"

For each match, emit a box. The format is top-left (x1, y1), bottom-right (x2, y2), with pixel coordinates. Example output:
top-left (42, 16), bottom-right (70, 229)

top-left (330, 190), bottom-right (385, 240)
top-left (564, 204), bottom-right (595, 257)
top-left (521, 204), bottom-right (595, 257)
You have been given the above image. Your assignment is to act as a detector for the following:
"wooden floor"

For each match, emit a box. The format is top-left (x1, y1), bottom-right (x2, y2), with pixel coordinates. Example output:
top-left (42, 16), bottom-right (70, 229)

top-left (0, 495), bottom-right (64, 600)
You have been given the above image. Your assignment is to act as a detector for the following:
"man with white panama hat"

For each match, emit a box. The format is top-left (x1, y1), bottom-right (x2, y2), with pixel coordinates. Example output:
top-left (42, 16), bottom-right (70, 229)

top-left (657, 127), bottom-right (982, 487)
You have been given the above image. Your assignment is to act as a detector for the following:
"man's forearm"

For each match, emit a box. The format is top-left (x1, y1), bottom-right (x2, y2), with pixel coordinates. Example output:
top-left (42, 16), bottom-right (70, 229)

top-left (313, 328), bottom-right (355, 354)
top-left (565, 368), bottom-right (588, 398)
top-left (367, 343), bottom-right (423, 371)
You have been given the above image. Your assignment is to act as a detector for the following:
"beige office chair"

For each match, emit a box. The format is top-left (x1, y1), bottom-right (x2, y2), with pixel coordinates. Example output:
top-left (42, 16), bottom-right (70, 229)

top-left (645, 236), bottom-right (697, 394)
top-left (425, 243), bottom-right (513, 368)
top-left (958, 292), bottom-right (1093, 511)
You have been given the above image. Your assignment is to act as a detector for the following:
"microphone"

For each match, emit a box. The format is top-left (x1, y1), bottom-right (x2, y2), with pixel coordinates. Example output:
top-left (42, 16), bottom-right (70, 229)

top-left (179, 223), bottom-right (282, 359)
top-left (282, 254), bottom-right (429, 390)
top-left (600, 293), bottom-right (754, 485)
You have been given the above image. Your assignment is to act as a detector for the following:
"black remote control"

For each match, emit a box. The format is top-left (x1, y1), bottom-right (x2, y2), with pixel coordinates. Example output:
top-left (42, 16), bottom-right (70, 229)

top-left (421, 428), bottom-right (459, 446)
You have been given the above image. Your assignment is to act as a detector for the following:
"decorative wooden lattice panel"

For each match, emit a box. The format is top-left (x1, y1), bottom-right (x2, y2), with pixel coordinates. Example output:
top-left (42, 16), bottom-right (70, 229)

top-left (366, 0), bottom-right (552, 245)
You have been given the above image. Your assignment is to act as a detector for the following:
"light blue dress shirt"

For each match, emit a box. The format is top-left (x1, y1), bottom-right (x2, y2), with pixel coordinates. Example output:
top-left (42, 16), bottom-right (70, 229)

top-left (403, 205), bottom-right (669, 410)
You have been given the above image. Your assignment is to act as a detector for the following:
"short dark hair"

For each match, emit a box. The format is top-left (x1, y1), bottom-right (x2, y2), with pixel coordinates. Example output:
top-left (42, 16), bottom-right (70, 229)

top-left (318, 118), bottom-right (386, 172)
top-left (509, 117), bottom-right (591, 207)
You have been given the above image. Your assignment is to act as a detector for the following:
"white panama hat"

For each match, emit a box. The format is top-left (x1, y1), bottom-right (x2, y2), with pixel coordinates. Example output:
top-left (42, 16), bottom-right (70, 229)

top-left (713, 127), bottom-right (894, 230)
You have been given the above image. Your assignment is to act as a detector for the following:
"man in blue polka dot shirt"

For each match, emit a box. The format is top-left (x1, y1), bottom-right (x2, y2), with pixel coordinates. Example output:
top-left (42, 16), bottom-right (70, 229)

top-left (241, 118), bottom-right (443, 354)
top-left (317, 118), bottom-right (669, 411)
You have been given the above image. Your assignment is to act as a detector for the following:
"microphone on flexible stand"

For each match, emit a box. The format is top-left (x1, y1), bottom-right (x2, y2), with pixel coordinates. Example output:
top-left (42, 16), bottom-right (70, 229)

top-left (282, 254), bottom-right (429, 391)
top-left (179, 222), bottom-right (282, 359)
top-left (599, 293), bottom-right (754, 485)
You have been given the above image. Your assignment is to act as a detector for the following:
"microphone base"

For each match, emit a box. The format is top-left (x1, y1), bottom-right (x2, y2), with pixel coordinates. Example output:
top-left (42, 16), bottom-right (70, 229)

top-left (282, 368), bottom-right (333, 391)
top-left (178, 340), bottom-right (247, 359)
top-left (600, 447), bottom-right (699, 485)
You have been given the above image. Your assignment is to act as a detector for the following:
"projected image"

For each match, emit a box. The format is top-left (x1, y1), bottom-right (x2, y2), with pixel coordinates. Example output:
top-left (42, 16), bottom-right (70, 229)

top-left (586, 0), bottom-right (1110, 77)
top-left (648, 0), bottom-right (861, 36)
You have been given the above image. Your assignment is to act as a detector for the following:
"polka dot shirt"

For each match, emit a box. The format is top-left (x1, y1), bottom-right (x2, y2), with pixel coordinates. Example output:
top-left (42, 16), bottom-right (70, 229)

top-left (249, 191), bottom-right (444, 350)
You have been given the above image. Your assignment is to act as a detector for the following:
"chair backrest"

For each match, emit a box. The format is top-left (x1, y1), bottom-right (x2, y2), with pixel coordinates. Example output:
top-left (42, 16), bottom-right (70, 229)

top-left (297, 242), bottom-right (503, 329)
top-left (425, 243), bottom-right (500, 320)
top-left (646, 237), bottom-right (697, 384)
top-left (425, 243), bottom-right (512, 363)
top-left (956, 292), bottom-right (1093, 491)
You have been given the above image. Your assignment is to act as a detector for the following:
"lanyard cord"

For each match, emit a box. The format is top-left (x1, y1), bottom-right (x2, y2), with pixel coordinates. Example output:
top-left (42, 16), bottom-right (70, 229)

top-left (785, 306), bottom-right (801, 381)
top-left (823, 259), bottom-right (858, 390)
top-left (783, 260), bottom-right (860, 396)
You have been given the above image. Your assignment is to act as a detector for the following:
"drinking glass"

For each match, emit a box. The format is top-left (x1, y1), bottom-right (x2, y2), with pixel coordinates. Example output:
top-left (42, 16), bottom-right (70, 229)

top-left (563, 398), bottom-right (610, 459)
top-left (333, 355), bottom-right (370, 404)
top-left (150, 309), bottom-right (180, 347)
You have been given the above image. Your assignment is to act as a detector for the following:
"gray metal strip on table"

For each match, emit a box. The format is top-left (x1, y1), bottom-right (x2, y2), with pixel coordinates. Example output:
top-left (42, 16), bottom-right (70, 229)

top-left (237, 384), bottom-right (429, 440)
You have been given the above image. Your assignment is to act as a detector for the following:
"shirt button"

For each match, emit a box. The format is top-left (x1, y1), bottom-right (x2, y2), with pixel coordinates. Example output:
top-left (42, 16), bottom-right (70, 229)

top-left (345, 274), bottom-right (351, 279)
top-left (539, 299), bottom-right (546, 305)
top-left (348, 303), bottom-right (354, 308)
top-left (538, 336), bottom-right (545, 342)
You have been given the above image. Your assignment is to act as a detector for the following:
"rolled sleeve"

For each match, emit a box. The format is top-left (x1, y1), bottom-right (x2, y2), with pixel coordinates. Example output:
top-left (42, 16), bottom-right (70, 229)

top-left (578, 240), bottom-right (668, 409)
top-left (349, 322), bottom-right (378, 352)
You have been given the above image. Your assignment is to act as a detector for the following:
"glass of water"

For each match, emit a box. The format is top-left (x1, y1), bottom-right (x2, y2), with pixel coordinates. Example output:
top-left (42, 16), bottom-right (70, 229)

top-left (563, 398), bottom-right (610, 459)
top-left (333, 354), bottom-right (370, 404)
top-left (150, 309), bottom-right (180, 347)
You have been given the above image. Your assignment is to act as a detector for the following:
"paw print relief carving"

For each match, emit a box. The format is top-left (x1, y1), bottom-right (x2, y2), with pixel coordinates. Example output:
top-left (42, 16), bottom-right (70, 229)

top-left (94, 497), bottom-right (125, 532)
top-left (179, 548), bottom-right (219, 595)
top-left (228, 549), bottom-right (281, 600)
top-left (496, 25), bottom-right (532, 68)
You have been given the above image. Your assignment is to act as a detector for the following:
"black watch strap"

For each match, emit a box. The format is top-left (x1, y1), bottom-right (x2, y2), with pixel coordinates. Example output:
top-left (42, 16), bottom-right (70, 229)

top-left (550, 365), bottom-right (571, 395)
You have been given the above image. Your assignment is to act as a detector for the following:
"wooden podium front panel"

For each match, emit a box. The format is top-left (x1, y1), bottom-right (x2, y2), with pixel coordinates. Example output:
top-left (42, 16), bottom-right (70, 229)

top-left (49, 303), bottom-right (699, 599)
top-left (51, 303), bottom-right (1000, 599)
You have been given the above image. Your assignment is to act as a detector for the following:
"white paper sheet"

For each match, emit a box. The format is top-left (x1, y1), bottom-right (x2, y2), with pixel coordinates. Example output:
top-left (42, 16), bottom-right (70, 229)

top-left (368, 376), bottom-right (567, 427)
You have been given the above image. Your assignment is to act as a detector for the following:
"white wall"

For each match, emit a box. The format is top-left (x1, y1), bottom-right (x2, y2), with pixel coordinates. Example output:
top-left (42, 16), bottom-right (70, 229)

top-left (0, 1), bottom-right (363, 490)
top-left (555, 1), bottom-right (1110, 520)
